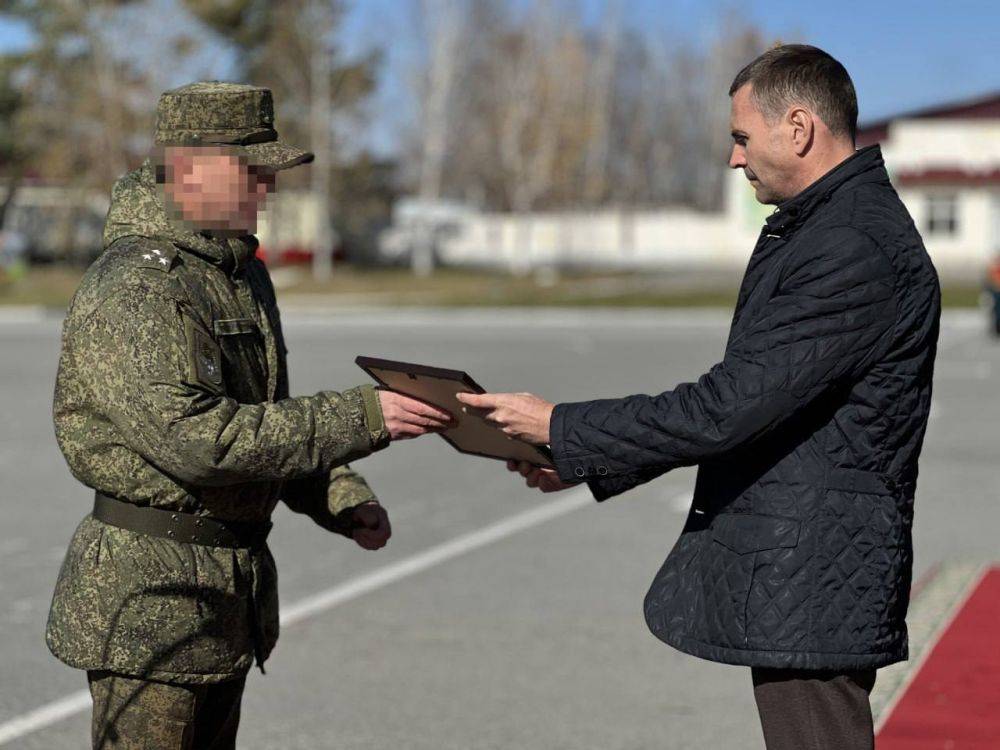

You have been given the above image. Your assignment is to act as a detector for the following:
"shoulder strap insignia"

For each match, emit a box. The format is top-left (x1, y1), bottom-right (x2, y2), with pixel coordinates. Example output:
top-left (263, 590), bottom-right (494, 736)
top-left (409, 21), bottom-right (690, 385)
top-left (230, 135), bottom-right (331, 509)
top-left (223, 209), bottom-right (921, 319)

top-left (133, 240), bottom-right (179, 272)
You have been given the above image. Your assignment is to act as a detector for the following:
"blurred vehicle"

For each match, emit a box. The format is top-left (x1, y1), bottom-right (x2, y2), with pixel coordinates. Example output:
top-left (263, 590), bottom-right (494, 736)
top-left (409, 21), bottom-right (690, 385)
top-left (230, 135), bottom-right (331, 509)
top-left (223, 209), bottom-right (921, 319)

top-left (3, 186), bottom-right (108, 265)
top-left (377, 198), bottom-right (474, 266)
top-left (254, 189), bottom-right (342, 266)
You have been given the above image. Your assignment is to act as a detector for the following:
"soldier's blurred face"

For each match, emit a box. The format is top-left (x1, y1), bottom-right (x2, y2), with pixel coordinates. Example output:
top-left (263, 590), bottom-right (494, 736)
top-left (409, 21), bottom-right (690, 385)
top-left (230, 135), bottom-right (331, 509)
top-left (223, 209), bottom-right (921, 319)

top-left (162, 146), bottom-right (276, 234)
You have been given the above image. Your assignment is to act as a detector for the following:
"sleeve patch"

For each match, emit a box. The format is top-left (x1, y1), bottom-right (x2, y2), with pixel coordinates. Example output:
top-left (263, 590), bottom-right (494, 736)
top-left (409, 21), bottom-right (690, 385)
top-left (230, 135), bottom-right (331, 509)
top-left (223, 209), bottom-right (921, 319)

top-left (183, 315), bottom-right (223, 390)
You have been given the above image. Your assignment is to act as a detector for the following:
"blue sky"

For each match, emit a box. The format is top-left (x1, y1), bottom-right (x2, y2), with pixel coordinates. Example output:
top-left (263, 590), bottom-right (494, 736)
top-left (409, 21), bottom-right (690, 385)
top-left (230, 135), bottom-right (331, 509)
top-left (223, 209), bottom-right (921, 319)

top-left (2, 0), bottom-right (997, 154)
top-left (611, 0), bottom-right (1000, 121)
top-left (342, 0), bottom-right (1000, 152)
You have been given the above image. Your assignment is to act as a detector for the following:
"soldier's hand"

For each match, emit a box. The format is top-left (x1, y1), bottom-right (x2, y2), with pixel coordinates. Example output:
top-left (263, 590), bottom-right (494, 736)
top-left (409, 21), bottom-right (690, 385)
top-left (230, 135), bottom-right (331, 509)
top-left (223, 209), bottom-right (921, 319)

top-left (506, 460), bottom-right (574, 493)
top-left (378, 389), bottom-right (454, 441)
top-left (350, 502), bottom-right (392, 550)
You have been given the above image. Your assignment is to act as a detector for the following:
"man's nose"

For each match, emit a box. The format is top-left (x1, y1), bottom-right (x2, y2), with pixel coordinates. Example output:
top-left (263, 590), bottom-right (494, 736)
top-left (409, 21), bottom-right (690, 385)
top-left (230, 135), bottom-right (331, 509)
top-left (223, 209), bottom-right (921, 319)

top-left (729, 146), bottom-right (746, 170)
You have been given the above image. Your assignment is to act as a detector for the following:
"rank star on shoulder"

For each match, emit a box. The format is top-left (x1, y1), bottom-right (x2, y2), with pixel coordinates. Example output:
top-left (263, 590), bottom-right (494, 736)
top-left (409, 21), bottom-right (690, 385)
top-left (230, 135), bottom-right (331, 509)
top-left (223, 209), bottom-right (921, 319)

top-left (142, 253), bottom-right (153, 260)
top-left (158, 257), bottom-right (169, 266)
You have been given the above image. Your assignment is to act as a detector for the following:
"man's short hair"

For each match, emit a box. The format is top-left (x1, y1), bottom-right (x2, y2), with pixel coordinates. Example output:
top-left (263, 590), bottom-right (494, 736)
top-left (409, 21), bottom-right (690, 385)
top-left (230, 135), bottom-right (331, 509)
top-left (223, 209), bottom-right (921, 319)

top-left (729, 44), bottom-right (858, 143)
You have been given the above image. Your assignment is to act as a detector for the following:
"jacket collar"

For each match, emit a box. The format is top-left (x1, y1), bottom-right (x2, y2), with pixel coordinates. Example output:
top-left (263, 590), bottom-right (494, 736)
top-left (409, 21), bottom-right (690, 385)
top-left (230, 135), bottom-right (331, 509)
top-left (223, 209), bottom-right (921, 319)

top-left (102, 158), bottom-right (259, 275)
top-left (764, 145), bottom-right (888, 237)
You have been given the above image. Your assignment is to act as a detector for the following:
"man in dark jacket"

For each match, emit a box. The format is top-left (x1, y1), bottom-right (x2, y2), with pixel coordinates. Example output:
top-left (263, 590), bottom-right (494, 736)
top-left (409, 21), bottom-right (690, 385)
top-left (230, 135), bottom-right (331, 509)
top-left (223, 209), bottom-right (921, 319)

top-left (458, 45), bottom-right (940, 750)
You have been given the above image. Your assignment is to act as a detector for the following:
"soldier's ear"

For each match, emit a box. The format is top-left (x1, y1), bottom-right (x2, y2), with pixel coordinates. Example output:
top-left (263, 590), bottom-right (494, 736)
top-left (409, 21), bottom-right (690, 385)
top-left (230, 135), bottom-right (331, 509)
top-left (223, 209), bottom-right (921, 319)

top-left (156, 146), bottom-right (196, 185)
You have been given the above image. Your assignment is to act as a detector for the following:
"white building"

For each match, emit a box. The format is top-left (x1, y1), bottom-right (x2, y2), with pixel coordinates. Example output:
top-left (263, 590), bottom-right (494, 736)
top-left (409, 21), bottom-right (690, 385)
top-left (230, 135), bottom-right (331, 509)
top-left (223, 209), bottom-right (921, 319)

top-left (381, 92), bottom-right (1000, 279)
top-left (857, 93), bottom-right (1000, 278)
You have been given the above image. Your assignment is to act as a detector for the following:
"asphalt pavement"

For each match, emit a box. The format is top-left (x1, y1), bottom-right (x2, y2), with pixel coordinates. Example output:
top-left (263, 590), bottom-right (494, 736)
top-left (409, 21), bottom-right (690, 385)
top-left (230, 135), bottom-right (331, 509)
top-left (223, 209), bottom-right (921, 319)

top-left (0, 307), bottom-right (996, 749)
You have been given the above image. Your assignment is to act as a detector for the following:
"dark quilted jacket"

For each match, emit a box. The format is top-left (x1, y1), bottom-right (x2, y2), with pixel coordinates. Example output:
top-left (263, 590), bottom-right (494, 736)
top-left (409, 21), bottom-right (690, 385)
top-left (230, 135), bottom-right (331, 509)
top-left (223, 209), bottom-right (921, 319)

top-left (550, 146), bottom-right (940, 671)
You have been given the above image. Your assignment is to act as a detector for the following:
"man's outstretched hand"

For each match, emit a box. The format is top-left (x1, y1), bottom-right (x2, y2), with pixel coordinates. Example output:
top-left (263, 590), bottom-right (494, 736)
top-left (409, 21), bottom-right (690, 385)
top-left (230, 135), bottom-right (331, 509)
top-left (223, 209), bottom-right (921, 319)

top-left (507, 460), bottom-right (573, 493)
top-left (349, 501), bottom-right (392, 550)
top-left (455, 392), bottom-right (555, 445)
top-left (378, 389), bottom-right (454, 441)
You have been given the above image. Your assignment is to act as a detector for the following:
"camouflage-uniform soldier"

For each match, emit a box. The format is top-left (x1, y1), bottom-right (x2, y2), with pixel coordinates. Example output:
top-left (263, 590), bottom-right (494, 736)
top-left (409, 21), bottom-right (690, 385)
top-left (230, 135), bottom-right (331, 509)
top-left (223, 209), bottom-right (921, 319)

top-left (47, 82), bottom-right (451, 749)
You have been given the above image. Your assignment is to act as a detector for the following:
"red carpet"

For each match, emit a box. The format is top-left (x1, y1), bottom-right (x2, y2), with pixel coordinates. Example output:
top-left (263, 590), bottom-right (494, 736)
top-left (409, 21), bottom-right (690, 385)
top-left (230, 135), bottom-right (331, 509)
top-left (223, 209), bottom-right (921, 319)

top-left (877, 566), bottom-right (1000, 749)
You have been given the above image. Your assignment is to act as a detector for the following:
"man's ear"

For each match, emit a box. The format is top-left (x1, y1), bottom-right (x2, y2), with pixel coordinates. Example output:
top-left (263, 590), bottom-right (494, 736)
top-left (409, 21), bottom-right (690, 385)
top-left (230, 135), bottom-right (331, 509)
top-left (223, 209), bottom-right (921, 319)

top-left (787, 106), bottom-right (814, 156)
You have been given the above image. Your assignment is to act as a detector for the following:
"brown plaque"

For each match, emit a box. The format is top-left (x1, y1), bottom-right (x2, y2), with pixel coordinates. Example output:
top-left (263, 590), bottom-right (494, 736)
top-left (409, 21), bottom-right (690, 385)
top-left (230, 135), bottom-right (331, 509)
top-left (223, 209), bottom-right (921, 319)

top-left (356, 356), bottom-right (553, 468)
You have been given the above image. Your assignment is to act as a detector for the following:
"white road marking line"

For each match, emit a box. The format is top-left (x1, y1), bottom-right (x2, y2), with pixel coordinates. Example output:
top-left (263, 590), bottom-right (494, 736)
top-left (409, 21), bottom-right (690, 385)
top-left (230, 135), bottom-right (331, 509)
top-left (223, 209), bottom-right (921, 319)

top-left (0, 690), bottom-right (92, 746)
top-left (668, 490), bottom-right (694, 514)
top-left (280, 486), bottom-right (593, 626)
top-left (0, 485), bottom-right (594, 745)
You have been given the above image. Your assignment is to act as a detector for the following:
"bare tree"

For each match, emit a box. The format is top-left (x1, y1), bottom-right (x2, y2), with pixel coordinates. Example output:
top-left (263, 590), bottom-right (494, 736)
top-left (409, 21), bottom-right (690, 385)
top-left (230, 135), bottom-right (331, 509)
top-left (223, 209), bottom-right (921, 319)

top-left (581, 0), bottom-right (622, 206)
top-left (412, 0), bottom-right (464, 275)
top-left (183, 0), bottom-right (381, 272)
top-left (401, 1), bottom-right (765, 213)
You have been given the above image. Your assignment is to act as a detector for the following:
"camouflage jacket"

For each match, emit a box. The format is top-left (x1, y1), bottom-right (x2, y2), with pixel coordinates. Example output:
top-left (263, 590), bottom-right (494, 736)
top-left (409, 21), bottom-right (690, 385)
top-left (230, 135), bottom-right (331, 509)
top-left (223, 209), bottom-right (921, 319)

top-left (47, 159), bottom-right (390, 683)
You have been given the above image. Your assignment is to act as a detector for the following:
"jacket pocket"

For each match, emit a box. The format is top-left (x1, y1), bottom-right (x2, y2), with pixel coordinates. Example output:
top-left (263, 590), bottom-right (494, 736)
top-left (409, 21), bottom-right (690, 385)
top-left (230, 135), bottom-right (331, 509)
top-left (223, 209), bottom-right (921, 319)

top-left (213, 317), bottom-right (268, 400)
top-left (711, 513), bottom-right (801, 554)
top-left (811, 484), bottom-right (910, 650)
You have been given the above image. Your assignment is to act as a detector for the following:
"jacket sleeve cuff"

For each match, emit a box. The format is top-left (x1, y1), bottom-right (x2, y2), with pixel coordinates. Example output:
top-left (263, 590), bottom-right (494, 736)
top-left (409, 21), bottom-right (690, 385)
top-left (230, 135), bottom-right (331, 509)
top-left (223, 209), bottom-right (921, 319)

top-left (550, 402), bottom-right (613, 485)
top-left (313, 385), bottom-right (390, 468)
top-left (326, 467), bottom-right (379, 517)
top-left (585, 475), bottom-right (645, 502)
top-left (357, 384), bottom-right (391, 451)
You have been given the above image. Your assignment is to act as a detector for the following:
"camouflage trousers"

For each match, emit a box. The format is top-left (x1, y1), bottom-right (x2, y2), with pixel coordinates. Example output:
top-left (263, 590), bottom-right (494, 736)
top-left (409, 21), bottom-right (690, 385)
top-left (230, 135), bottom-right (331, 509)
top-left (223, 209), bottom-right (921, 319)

top-left (87, 671), bottom-right (246, 749)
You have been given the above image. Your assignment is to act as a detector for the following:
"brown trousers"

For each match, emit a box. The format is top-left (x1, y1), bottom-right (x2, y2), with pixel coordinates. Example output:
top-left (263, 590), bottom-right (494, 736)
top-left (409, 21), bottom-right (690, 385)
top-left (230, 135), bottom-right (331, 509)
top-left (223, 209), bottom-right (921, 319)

top-left (87, 671), bottom-right (246, 750)
top-left (752, 668), bottom-right (877, 750)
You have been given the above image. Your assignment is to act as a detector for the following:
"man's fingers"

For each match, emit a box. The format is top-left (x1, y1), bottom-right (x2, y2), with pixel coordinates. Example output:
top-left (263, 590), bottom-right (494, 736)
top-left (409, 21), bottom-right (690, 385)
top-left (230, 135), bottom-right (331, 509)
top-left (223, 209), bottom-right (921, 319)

top-left (517, 461), bottom-right (533, 477)
top-left (460, 404), bottom-right (496, 422)
top-left (456, 392), bottom-right (509, 411)
top-left (397, 404), bottom-right (452, 425)
top-left (401, 398), bottom-right (453, 423)
top-left (455, 392), bottom-right (489, 407)
top-left (400, 413), bottom-right (451, 429)
top-left (382, 390), bottom-right (453, 422)
top-left (393, 423), bottom-right (429, 439)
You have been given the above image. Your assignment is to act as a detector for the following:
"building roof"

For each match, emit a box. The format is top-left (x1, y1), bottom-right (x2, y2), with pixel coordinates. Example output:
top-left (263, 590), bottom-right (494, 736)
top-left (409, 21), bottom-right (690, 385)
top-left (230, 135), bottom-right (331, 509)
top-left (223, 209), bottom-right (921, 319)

top-left (857, 91), bottom-right (1000, 147)
top-left (895, 166), bottom-right (1000, 187)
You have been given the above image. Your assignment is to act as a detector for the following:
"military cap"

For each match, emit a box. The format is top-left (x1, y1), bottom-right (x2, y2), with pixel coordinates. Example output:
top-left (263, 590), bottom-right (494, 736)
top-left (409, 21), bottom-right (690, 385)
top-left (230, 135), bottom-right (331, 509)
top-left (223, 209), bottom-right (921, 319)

top-left (154, 81), bottom-right (314, 171)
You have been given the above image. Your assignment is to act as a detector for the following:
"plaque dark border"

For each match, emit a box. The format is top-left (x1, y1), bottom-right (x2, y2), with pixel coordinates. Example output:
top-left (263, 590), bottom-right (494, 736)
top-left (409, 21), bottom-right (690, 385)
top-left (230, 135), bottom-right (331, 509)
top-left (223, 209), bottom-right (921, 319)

top-left (355, 355), bottom-right (553, 467)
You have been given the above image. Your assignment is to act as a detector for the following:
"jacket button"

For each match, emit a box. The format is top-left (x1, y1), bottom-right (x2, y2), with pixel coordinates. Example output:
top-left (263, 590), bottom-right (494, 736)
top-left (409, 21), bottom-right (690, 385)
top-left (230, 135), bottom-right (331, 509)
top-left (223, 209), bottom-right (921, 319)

top-left (167, 529), bottom-right (175, 538)
top-left (597, 466), bottom-right (608, 475)
top-left (574, 467), bottom-right (586, 478)
top-left (171, 514), bottom-right (179, 522)
top-left (195, 519), bottom-right (204, 527)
